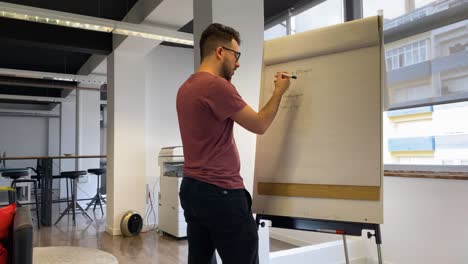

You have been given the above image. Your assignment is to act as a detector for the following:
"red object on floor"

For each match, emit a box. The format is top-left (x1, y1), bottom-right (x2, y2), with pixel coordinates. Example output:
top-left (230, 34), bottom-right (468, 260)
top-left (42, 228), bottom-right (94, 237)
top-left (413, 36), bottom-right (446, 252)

top-left (0, 203), bottom-right (16, 240)
top-left (0, 242), bottom-right (7, 264)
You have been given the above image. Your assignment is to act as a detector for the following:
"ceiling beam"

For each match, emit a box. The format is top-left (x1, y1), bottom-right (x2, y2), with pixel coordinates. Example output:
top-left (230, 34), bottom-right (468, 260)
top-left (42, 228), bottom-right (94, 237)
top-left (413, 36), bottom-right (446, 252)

top-left (0, 94), bottom-right (65, 103)
top-left (0, 108), bottom-right (59, 117)
top-left (0, 17), bottom-right (112, 55)
top-left (0, 68), bottom-right (106, 86)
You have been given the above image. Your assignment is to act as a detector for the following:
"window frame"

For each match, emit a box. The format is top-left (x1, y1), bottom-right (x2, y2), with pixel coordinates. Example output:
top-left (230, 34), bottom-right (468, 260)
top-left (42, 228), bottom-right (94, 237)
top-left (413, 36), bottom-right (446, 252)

top-left (263, 0), bottom-right (468, 174)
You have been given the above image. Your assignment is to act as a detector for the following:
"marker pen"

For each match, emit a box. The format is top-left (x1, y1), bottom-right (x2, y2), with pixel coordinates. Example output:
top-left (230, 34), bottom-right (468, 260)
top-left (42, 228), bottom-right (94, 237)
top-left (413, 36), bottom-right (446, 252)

top-left (281, 73), bottom-right (297, 79)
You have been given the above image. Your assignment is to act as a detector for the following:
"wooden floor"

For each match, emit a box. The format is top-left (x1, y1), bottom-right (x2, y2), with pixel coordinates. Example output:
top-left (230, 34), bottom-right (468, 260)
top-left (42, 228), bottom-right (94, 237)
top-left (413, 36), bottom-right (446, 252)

top-left (32, 204), bottom-right (296, 263)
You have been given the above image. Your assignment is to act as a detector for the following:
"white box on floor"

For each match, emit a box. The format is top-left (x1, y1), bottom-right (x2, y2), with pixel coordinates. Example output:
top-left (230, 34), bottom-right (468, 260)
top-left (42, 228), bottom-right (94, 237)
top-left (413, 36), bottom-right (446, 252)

top-left (158, 146), bottom-right (186, 238)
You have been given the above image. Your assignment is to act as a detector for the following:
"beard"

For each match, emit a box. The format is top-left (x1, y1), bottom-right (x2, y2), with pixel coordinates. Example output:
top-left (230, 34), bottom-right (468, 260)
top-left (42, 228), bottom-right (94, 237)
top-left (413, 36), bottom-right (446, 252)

top-left (221, 59), bottom-right (233, 82)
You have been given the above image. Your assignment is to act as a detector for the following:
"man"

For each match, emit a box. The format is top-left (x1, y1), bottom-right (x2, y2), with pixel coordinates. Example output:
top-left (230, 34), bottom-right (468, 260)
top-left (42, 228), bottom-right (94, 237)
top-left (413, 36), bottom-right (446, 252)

top-left (176, 23), bottom-right (291, 264)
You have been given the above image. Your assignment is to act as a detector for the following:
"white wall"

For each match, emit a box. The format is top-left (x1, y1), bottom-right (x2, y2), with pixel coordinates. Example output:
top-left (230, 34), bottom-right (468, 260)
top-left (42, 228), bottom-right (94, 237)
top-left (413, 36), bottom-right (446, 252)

top-left (364, 177), bottom-right (468, 264)
top-left (76, 89), bottom-right (101, 202)
top-left (0, 115), bottom-right (50, 168)
top-left (59, 91), bottom-right (77, 198)
top-left (144, 45), bottom-right (194, 225)
top-left (48, 118), bottom-right (60, 155)
top-left (212, 0), bottom-right (265, 194)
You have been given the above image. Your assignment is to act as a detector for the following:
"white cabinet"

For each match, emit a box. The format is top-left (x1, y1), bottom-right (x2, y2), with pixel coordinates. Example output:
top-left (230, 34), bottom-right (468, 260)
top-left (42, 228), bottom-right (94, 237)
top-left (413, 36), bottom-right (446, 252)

top-left (158, 146), bottom-right (186, 238)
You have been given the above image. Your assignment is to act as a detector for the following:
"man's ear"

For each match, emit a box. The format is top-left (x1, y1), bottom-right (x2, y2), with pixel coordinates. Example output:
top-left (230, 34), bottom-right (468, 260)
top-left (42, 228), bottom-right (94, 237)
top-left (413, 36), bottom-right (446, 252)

top-left (215, 46), bottom-right (224, 60)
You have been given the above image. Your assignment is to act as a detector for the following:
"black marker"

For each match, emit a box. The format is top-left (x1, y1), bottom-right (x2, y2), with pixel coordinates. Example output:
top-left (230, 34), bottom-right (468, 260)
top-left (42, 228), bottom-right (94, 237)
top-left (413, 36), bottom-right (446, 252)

top-left (282, 73), bottom-right (297, 79)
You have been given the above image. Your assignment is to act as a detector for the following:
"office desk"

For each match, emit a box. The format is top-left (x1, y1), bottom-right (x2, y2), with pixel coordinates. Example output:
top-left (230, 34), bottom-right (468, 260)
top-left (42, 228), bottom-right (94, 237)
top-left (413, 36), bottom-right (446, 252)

top-left (0, 155), bottom-right (106, 226)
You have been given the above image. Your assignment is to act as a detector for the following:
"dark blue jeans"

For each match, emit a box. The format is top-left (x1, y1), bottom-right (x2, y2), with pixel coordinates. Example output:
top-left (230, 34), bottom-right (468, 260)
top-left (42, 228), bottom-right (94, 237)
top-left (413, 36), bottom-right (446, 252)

top-left (179, 177), bottom-right (259, 264)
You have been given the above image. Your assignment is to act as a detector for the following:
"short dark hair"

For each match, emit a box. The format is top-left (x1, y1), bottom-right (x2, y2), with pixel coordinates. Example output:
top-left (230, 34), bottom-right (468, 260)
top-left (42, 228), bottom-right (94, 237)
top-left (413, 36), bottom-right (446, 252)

top-left (199, 23), bottom-right (241, 61)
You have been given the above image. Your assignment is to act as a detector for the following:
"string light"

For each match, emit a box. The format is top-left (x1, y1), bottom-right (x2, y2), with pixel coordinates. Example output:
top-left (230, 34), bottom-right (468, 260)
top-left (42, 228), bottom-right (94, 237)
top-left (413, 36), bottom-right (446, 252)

top-left (0, 2), bottom-right (194, 46)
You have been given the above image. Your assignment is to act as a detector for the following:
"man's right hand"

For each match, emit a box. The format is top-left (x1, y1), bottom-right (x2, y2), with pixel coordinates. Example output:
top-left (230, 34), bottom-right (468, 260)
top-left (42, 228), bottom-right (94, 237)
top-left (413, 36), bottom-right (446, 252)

top-left (274, 72), bottom-right (291, 96)
top-left (231, 71), bottom-right (293, 135)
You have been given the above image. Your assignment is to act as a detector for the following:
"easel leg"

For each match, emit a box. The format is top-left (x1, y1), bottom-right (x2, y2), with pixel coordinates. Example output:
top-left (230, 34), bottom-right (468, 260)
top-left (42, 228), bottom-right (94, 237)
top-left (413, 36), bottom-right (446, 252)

top-left (374, 224), bottom-right (383, 264)
top-left (342, 234), bottom-right (350, 264)
top-left (377, 244), bottom-right (383, 264)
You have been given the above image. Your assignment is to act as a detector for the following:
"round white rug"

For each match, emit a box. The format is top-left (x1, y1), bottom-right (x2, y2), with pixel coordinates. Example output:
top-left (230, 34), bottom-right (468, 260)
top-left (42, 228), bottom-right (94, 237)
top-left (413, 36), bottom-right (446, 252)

top-left (33, 246), bottom-right (118, 264)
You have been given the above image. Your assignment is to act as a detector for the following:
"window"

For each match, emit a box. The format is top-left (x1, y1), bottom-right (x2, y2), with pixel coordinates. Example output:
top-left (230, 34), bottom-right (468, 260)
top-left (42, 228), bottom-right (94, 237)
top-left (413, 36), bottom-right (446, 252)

top-left (363, 0), bottom-right (407, 19)
top-left (263, 0), bottom-right (468, 168)
top-left (371, 0), bottom-right (468, 109)
top-left (364, 0), bottom-right (462, 28)
top-left (384, 102), bottom-right (468, 165)
top-left (415, 0), bottom-right (438, 9)
top-left (398, 156), bottom-right (438, 165)
top-left (383, 9), bottom-right (428, 30)
top-left (264, 21), bottom-right (287, 41)
top-left (293, 0), bottom-right (344, 33)
top-left (264, 0), bottom-right (344, 41)
top-left (385, 39), bottom-right (429, 70)
top-left (385, 17), bottom-right (468, 109)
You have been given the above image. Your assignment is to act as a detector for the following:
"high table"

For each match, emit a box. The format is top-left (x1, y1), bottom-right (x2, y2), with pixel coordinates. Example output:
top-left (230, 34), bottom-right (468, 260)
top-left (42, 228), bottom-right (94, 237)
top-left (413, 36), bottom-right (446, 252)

top-left (0, 155), bottom-right (106, 226)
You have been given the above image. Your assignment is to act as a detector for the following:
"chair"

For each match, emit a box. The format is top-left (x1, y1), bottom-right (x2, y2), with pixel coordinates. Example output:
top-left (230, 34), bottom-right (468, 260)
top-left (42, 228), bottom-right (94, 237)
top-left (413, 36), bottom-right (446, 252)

top-left (85, 168), bottom-right (106, 214)
top-left (2, 170), bottom-right (40, 229)
top-left (28, 163), bottom-right (73, 216)
top-left (54, 171), bottom-right (93, 225)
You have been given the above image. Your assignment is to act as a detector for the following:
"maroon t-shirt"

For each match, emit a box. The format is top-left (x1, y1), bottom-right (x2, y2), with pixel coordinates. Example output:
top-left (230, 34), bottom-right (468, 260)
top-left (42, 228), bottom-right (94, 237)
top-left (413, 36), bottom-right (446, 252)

top-left (176, 72), bottom-right (247, 189)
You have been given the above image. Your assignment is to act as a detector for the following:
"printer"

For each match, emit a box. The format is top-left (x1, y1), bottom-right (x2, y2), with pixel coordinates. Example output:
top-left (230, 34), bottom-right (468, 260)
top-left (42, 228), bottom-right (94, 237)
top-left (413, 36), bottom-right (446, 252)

top-left (157, 146), bottom-right (186, 238)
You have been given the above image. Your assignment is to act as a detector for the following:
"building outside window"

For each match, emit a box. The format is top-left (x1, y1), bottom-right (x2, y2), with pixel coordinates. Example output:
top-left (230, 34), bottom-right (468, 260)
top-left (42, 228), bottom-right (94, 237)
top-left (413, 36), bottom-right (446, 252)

top-left (293, 0), bottom-right (344, 33)
top-left (385, 39), bottom-right (429, 70)
top-left (264, 0), bottom-right (468, 167)
top-left (380, 0), bottom-right (468, 166)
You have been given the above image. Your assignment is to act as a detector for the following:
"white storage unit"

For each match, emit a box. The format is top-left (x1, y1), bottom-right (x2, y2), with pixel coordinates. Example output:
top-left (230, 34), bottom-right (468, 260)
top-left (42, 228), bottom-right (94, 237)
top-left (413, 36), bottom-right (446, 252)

top-left (158, 146), bottom-right (186, 238)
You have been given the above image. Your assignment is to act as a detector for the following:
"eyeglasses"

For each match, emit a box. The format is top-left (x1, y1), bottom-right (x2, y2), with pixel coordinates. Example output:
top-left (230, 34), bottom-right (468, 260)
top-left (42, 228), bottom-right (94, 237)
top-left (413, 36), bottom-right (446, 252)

top-left (222, 46), bottom-right (241, 62)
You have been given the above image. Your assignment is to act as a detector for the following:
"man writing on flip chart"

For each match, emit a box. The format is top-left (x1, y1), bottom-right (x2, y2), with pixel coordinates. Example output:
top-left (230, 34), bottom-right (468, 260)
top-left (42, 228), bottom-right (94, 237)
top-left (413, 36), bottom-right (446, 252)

top-left (176, 22), bottom-right (291, 264)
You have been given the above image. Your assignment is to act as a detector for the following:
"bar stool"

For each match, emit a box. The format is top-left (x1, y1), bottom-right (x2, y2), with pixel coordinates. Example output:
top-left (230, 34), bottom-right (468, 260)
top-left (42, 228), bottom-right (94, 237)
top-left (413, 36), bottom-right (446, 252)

top-left (85, 168), bottom-right (106, 214)
top-left (2, 170), bottom-right (40, 229)
top-left (54, 170), bottom-right (93, 225)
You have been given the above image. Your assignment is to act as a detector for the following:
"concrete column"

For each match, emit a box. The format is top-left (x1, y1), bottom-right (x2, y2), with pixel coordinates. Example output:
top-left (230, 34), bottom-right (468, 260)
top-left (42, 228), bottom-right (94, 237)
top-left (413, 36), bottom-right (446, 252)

top-left (106, 36), bottom-right (154, 235)
top-left (193, 0), bottom-right (264, 194)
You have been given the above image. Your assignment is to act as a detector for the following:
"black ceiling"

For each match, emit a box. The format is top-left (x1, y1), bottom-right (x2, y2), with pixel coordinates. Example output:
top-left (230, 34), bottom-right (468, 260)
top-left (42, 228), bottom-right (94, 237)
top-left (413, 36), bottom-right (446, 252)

top-left (0, 0), bottom-right (310, 111)
top-left (1, 0), bottom-right (140, 20)
top-left (0, 0), bottom-right (309, 107)
top-left (0, 16), bottom-right (112, 74)
top-left (0, 0), bottom-right (307, 75)
top-left (0, 0), bottom-right (138, 75)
